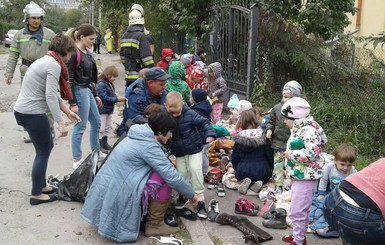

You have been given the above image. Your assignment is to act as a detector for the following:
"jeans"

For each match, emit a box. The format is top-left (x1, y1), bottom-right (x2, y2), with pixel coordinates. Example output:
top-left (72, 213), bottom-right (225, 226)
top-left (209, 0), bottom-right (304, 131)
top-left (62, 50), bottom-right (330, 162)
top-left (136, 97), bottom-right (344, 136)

top-left (72, 85), bottom-right (101, 160)
top-left (323, 186), bottom-right (385, 245)
top-left (14, 111), bottom-right (53, 195)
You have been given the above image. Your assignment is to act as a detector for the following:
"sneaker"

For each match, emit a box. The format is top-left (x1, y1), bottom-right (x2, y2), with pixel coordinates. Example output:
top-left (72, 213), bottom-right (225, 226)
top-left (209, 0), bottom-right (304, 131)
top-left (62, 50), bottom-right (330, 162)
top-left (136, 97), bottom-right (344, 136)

top-left (148, 236), bottom-right (182, 245)
top-left (196, 201), bottom-right (207, 219)
top-left (249, 180), bottom-right (263, 193)
top-left (238, 177), bottom-right (251, 195)
top-left (234, 198), bottom-right (258, 216)
top-left (314, 227), bottom-right (339, 238)
top-left (98, 150), bottom-right (107, 160)
top-left (207, 199), bottom-right (219, 221)
top-left (175, 196), bottom-right (189, 209)
top-left (207, 179), bottom-right (219, 190)
top-left (216, 183), bottom-right (226, 197)
top-left (73, 158), bottom-right (84, 169)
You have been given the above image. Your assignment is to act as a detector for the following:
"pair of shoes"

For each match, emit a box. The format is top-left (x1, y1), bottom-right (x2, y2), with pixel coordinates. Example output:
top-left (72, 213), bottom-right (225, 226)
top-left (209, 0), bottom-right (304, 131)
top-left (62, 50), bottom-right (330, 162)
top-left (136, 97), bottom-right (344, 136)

top-left (314, 227), bottom-right (339, 238)
top-left (207, 179), bottom-right (219, 190)
top-left (234, 197), bottom-right (258, 216)
top-left (30, 194), bottom-right (57, 205)
top-left (238, 177), bottom-right (251, 195)
top-left (174, 196), bottom-right (189, 209)
top-left (148, 236), bottom-right (182, 245)
top-left (42, 185), bottom-right (58, 195)
top-left (196, 201), bottom-right (207, 219)
top-left (73, 158), bottom-right (84, 169)
top-left (249, 180), bottom-right (263, 193)
top-left (24, 136), bottom-right (32, 143)
top-left (216, 183), bottom-right (226, 197)
top-left (282, 234), bottom-right (307, 245)
top-left (262, 208), bottom-right (287, 229)
top-left (207, 199), bottom-right (219, 221)
top-left (174, 207), bottom-right (197, 221)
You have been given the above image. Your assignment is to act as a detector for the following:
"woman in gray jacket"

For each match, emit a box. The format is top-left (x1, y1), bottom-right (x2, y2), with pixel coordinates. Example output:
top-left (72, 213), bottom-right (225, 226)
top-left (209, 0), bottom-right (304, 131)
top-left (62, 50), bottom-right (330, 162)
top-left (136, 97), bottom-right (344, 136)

top-left (81, 110), bottom-right (198, 243)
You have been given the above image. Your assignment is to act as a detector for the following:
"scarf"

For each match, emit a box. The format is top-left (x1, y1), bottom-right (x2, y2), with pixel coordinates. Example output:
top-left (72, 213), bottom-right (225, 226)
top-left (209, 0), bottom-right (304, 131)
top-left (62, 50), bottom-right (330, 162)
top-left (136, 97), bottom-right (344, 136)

top-left (47, 50), bottom-right (73, 100)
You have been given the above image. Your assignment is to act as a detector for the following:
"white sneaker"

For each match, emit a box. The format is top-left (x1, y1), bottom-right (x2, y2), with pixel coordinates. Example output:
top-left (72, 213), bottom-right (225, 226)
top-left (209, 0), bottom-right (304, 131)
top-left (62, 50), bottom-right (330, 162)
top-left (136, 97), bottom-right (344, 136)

top-left (98, 150), bottom-right (107, 160)
top-left (73, 158), bottom-right (84, 169)
top-left (148, 236), bottom-right (182, 245)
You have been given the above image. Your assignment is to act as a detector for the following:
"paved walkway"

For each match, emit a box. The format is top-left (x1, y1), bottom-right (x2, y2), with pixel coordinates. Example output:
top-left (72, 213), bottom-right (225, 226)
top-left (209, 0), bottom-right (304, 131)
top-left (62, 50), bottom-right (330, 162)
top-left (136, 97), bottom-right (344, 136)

top-left (0, 46), bottom-right (342, 244)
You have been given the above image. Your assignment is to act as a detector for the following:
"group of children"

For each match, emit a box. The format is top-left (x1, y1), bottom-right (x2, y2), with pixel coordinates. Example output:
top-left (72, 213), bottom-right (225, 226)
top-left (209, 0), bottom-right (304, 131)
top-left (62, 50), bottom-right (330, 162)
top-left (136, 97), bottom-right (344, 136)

top-left (94, 46), bottom-right (358, 245)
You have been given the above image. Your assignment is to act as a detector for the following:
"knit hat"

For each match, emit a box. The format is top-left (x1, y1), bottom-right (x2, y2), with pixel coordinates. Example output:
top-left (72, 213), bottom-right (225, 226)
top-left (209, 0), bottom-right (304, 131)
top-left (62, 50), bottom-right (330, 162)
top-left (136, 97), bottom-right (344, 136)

top-left (227, 94), bottom-right (239, 108)
top-left (191, 88), bottom-right (207, 103)
top-left (234, 100), bottom-right (252, 114)
top-left (191, 66), bottom-right (204, 80)
top-left (181, 54), bottom-right (193, 65)
top-left (282, 80), bottom-right (302, 97)
top-left (281, 97), bottom-right (311, 120)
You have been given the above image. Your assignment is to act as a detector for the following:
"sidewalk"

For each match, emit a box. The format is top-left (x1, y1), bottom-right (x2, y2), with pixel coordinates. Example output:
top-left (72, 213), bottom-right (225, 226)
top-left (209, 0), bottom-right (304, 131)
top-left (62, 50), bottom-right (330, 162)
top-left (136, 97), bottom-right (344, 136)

top-left (0, 46), bottom-right (342, 244)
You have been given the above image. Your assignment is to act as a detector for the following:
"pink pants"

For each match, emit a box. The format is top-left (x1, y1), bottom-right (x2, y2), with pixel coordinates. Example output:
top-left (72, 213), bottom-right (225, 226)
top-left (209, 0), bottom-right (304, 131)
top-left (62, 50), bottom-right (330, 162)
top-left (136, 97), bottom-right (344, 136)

top-left (211, 102), bottom-right (223, 123)
top-left (290, 180), bottom-right (318, 245)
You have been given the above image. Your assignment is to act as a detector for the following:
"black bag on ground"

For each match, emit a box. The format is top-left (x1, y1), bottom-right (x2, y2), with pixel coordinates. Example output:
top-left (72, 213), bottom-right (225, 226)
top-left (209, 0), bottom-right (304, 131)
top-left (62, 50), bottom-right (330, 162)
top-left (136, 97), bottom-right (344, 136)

top-left (57, 150), bottom-right (99, 202)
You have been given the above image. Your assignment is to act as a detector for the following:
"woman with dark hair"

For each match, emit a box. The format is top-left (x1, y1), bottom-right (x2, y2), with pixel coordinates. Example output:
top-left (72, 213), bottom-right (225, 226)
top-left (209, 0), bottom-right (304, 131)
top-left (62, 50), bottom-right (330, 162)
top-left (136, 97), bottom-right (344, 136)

top-left (81, 110), bottom-right (198, 243)
top-left (66, 24), bottom-right (106, 169)
top-left (14, 34), bottom-right (81, 205)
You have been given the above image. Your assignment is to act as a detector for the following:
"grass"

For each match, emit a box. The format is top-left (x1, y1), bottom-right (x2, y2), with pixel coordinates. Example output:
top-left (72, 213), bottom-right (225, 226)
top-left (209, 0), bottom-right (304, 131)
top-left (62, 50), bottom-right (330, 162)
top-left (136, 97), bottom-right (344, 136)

top-left (0, 46), bottom-right (9, 55)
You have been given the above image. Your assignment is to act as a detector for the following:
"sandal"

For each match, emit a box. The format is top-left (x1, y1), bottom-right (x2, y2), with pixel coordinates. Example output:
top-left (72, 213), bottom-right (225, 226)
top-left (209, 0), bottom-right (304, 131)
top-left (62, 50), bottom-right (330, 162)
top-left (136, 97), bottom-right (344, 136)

top-left (217, 183), bottom-right (226, 197)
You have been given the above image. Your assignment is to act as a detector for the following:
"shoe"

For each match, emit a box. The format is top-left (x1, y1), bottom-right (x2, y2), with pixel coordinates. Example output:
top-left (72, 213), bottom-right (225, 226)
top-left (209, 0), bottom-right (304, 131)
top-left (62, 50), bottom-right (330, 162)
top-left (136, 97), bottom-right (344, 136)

top-left (148, 236), bottom-right (182, 245)
top-left (314, 227), bottom-right (340, 238)
top-left (234, 197), bottom-right (258, 216)
top-left (262, 208), bottom-right (287, 229)
top-left (174, 196), bottom-right (189, 210)
top-left (282, 234), bottom-right (307, 245)
top-left (174, 207), bottom-right (197, 221)
top-left (196, 201), bottom-right (207, 219)
top-left (238, 177), bottom-right (251, 195)
top-left (30, 194), bottom-right (57, 205)
top-left (42, 185), bottom-right (58, 195)
top-left (98, 150), bottom-right (107, 160)
top-left (216, 183), bottom-right (226, 197)
top-left (24, 136), bottom-right (32, 143)
top-left (73, 158), bottom-right (84, 169)
top-left (207, 199), bottom-right (219, 221)
top-left (164, 213), bottom-right (179, 227)
top-left (207, 179), bottom-right (219, 190)
top-left (249, 180), bottom-right (263, 193)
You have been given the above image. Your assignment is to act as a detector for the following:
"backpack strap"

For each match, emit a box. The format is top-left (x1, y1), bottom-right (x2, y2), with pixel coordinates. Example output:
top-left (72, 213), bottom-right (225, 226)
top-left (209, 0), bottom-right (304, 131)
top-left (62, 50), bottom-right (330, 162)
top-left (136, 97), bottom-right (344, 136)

top-left (76, 49), bottom-right (81, 68)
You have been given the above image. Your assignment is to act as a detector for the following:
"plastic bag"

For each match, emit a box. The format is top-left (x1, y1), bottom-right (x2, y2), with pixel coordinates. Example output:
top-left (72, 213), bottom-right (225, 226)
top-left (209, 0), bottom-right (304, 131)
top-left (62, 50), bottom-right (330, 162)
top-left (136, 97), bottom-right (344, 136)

top-left (57, 150), bottom-right (99, 202)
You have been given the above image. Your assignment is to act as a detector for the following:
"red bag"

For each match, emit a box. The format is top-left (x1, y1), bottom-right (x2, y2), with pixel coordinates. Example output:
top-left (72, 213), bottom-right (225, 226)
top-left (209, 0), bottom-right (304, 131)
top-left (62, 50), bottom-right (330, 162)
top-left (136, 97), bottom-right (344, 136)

top-left (204, 168), bottom-right (224, 183)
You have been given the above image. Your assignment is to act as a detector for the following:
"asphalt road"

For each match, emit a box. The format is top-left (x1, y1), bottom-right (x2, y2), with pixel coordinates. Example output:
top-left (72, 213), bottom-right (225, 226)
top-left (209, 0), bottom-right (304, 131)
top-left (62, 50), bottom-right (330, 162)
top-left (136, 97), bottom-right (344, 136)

top-left (0, 46), bottom-right (343, 245)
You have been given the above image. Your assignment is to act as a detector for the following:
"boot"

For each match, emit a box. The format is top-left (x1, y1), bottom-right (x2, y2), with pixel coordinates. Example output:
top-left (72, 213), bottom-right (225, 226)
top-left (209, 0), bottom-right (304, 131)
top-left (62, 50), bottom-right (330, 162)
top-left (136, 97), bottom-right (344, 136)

top-left (102, 136), bottom-right (112, 150)
top-left (145, 200), bottom-right (179, 237)
top-left (262, 208), bottom-right (287, 229)
top-left (216, 213), bottom-right (273, 244)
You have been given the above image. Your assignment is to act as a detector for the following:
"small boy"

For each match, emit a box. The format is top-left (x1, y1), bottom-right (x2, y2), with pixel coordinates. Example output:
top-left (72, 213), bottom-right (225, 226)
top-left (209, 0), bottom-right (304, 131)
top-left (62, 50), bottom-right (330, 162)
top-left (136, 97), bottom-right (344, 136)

top-left (165, 91), bottom-right (216, 219)
top-left (309, 143), bottom-right (357, 237)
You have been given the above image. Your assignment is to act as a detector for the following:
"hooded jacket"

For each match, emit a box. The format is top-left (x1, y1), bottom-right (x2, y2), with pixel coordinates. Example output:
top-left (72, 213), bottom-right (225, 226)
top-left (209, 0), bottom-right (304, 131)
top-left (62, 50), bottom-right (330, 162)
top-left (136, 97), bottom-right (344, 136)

top-left (166, 61), bottom-right (191, 102)
top-left (96, 79), bottom-right (119, 114)
top-left (156, 48), bottom-right (173, 71)
top-left (208, 62), bottom-right (227, 103)
top-left (231, 128), bottom-right (274, 183)
top-left (81, 124), bottom-right (195, 243)
top-left (266, 102), bottom-right (291, 151)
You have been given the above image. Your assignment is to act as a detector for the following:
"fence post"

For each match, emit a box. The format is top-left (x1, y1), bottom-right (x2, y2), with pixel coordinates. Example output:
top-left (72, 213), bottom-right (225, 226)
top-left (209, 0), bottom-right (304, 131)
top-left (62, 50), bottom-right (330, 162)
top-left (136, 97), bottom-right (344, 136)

top-left (246, 4), bottom-right (259, 100)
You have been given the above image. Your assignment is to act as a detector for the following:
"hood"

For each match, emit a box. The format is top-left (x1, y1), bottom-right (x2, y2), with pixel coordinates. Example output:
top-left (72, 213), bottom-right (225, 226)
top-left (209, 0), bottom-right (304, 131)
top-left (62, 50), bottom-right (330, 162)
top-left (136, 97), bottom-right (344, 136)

top-left (168, 61), bottom-right (186, 80)
top-left (292, 115), bottom-right (320, 133)
top-left (127, 24), bottom-right (144, 32)
top-left (208, 62), bottom-right (223, 79)
top-left (127, 123), bottom-right (155, 142)
top-left (161, 48), bottom-right (174, 60)
top-left (231, 128), bottom-right (266, 152)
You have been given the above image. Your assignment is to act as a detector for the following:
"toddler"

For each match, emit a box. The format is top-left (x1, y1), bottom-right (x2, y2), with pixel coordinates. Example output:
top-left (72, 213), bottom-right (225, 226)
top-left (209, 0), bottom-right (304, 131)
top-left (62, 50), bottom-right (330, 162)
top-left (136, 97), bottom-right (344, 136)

top-left (207, 62), bottom-right (227, 123)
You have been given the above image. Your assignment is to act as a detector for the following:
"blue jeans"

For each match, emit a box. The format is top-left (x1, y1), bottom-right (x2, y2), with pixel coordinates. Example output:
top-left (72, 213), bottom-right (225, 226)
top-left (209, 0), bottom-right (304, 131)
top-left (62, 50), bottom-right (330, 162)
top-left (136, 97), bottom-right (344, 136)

top-left (72, 85), bottom-right (101, 160)
top-left (14, 111), bottom-right (53, 195)
top-left (323, 186), bottom-right (385, 245)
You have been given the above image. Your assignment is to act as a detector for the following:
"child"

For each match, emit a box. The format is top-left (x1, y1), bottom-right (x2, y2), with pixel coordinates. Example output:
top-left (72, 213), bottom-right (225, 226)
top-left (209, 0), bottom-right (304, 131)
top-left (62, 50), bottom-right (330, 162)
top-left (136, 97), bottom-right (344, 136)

top-left (207, 62), bottom-right (228, 123)
top-left (96, 66), bottom-right (126, 152)
top-left (165, 91), bottom-right (216, 219)
top-left (309, 143), bottom-right (357, 237)
top-left (226, 94), bottom-right (240, 117)
top-left (180, 53), bottom-right (194, 89)
top-left (190, 66), bottom-right (208, 91)
top-left (190, 88), bottom-right (213, 176)
top-left (229, 99), bottom-right (253, 127)
top-left (281, 97), bottom-right (327, 245)
top-left (156, 48), bottom-right (174, 72)
top-left (266, 80), bottom-right (302, 190)
top-left (166, 61), bottom-right (191, 103)
top-left (226, 109), bottom-right (274, 195)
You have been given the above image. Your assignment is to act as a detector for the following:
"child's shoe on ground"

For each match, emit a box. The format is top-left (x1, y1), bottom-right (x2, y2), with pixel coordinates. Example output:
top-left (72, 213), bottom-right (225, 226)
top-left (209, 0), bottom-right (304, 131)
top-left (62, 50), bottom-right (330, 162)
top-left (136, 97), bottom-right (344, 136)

top-left (196, 201), bottom-right (207, 219)
top-left (238, 177), bottom-right (251, 194)
top-left (207, 199), bottom-right (219, 221)
top-left (234, 197), bottom-right (258, 216)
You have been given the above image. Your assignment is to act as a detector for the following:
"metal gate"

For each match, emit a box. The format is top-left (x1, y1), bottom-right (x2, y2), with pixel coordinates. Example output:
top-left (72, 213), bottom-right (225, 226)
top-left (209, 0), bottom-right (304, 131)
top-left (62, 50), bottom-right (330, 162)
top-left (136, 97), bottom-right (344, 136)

top-left (208, 1), bottom-right (259, 100)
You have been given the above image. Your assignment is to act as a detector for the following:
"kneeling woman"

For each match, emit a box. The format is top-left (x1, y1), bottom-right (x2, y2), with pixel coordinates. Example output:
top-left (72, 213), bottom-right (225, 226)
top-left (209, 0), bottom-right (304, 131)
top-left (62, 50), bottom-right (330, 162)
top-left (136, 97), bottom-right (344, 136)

top-left (81, 110), bottom-right (198, 243)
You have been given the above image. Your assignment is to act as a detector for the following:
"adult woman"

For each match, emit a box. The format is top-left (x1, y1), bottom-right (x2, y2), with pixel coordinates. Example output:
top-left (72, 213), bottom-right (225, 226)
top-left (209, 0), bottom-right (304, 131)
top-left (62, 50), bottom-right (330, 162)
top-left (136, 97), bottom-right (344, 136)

top-left (81, 110), bottom-right (198, 243)
top-left (14, 34), bottom-right (81, 205)
top-left (67, 24), bottom-right (106, 169)
top-left (323, 158), bottom-right (385, 245)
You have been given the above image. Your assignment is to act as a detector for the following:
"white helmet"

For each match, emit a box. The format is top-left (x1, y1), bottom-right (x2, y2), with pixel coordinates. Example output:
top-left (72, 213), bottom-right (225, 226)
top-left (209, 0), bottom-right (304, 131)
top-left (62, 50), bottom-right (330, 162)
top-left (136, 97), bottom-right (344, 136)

top-left (23, 1), bottom-right (45, 22)
top-left (130, 4), bottom-right (144, 16)
top-left (129, 9), bottom-right (144, 26)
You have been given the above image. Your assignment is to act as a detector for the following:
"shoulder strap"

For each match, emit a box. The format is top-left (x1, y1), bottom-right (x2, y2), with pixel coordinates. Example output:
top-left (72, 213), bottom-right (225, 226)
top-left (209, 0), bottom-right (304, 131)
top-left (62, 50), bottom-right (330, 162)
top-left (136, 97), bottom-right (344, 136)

top-left (76, 49), bottom-right (81, 68)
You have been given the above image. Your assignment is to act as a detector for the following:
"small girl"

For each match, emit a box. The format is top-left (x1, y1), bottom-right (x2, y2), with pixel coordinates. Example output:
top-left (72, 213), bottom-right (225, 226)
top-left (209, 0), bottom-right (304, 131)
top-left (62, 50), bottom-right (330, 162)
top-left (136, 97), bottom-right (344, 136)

top-left (190, 66), bottom-right (208, 91)
top-left (207, 62), bottom-right (227, 123)
top-left (96, 66), bottom-right (126, 153)
top-left (280, 97), bottom-right (327, 245)
top-left (156, 48), bottom-right (174, 72)
top-left (226, 109), bottom-right (274, 195)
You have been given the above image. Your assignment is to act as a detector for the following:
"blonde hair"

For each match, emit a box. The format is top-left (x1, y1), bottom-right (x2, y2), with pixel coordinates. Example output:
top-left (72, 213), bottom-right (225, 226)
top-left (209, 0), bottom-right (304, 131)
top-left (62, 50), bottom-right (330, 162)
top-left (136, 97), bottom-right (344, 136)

top-left (98, 65), bottom-right (119, 82)
top-left (165, 91), bottom-right (183, 108)
top-left (334, 143), bottom-right (356, 163)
